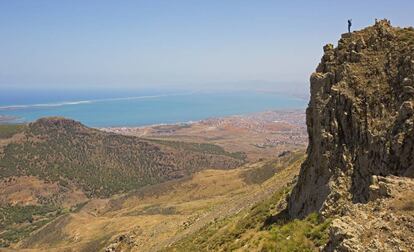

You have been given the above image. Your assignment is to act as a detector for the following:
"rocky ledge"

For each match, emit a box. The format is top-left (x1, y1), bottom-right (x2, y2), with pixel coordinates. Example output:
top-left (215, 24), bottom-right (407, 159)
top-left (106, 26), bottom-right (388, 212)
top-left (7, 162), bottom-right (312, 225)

top-left (287, 19), bottom-right (414, 251)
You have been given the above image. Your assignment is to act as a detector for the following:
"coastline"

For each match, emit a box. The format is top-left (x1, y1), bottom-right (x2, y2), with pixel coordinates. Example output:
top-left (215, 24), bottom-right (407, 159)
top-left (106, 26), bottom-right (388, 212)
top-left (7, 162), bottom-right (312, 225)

top-left (99, 108), bottom-right (306, 131)
top-left (101, 110), bottom-right (307, 161)
top-left (0, 91), bottom-right (307, 127)
top-left (0, 108), bottom-right (306, 128)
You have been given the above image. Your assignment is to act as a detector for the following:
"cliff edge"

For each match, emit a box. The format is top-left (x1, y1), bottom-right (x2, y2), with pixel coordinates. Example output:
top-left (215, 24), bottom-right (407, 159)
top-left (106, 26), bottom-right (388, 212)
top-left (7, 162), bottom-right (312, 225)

top-left (288, 20), bottom-right (414, 251)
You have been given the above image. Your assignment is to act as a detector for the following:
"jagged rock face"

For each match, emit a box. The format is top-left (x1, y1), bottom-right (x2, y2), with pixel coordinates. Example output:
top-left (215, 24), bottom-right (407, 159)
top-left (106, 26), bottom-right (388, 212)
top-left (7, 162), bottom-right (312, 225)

top-left (288, 20), bottom-right (414, 218)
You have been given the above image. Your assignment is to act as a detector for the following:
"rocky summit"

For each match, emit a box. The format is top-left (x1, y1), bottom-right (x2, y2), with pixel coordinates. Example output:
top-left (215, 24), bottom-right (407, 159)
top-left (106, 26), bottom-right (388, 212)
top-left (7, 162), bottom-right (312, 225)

top-left (288, 20), bottom-right (414, 251)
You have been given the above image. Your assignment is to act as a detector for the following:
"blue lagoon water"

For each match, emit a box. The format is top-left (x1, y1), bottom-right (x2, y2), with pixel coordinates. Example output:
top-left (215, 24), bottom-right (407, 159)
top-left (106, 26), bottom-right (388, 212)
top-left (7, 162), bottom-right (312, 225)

top-left (0, 89), bottom-right (307, 127)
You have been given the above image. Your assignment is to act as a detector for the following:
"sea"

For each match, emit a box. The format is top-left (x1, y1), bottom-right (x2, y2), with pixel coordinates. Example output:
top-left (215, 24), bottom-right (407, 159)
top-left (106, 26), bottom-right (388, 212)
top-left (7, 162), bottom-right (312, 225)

top-left (0, 88), bottom-right (307, 127)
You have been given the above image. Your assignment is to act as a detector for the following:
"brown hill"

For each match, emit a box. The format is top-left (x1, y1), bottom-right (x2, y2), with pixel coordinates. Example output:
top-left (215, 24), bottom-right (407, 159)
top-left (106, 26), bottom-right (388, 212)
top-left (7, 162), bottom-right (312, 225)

top-left (0, 117), bottom-right (245, 198)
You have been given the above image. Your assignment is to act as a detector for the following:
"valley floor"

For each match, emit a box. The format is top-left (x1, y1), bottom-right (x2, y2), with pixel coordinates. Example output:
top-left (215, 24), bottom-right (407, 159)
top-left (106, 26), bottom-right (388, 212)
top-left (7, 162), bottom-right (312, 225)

top-left (102, 110), bottom-right (307, 161)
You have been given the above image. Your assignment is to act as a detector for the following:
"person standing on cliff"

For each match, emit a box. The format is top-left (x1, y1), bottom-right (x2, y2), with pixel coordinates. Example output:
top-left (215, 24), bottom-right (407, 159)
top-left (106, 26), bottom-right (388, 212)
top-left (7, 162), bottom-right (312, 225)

top-left (348, 19), bottom-right (352, 33)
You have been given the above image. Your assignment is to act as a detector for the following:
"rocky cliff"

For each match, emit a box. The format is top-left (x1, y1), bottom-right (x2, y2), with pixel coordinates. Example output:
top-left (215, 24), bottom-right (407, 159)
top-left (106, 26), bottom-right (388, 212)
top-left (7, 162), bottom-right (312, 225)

top-left (288, 20), bottom-right (414, 251)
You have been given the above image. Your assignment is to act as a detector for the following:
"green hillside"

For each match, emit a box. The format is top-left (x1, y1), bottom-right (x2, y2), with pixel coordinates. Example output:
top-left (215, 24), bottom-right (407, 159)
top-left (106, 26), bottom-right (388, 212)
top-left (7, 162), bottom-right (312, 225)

top-left (0, 117), bottom-right (245, 198)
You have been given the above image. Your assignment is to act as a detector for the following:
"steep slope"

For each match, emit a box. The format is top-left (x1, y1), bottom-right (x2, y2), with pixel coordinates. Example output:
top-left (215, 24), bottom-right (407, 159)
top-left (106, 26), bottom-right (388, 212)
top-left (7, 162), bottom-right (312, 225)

top-left (287, 20), bottom-right (414, 251)
top-left (0, 117), bottom-right (244, 198)
top-left (162, 152), bottom-right (321, 252)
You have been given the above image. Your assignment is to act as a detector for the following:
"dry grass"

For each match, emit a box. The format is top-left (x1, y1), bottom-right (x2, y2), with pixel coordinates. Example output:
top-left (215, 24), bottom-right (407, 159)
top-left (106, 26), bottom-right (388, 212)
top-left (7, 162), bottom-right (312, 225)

top-left (6, 152), bottom-right (303, 252)
top-left (0, 125), bottom-right (26, 139)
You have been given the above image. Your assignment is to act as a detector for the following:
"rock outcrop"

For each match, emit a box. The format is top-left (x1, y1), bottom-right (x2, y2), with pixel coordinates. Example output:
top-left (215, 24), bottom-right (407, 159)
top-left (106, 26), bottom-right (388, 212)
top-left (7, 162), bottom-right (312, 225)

top-left (287, 20), bottom-right (414, 251)
top-left (325, 176), bottom-right (414, 251)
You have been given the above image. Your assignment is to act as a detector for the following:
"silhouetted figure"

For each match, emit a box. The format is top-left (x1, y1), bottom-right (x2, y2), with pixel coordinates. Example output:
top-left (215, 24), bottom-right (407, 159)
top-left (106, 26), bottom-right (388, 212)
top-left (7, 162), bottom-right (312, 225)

top-left (348, 19), bottom-right (352, 33)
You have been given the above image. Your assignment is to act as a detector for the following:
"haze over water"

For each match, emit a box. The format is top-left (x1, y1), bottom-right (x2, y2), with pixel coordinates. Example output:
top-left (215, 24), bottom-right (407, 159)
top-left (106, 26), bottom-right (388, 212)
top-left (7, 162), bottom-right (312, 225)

top-left (0, 89), bottom-right (306, 127)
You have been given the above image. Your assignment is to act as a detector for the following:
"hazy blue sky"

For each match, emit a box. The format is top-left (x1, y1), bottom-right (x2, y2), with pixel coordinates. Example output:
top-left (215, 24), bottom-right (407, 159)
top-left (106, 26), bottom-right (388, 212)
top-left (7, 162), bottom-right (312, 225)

top-left (1, 0), bottom-right (413, 90)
